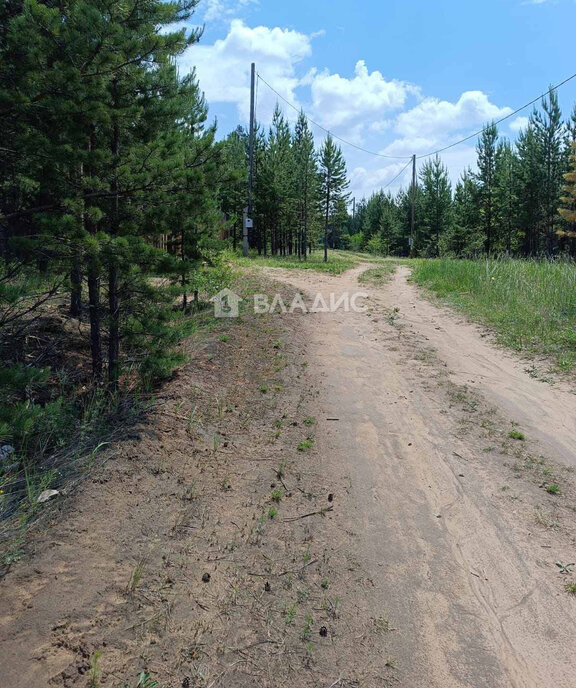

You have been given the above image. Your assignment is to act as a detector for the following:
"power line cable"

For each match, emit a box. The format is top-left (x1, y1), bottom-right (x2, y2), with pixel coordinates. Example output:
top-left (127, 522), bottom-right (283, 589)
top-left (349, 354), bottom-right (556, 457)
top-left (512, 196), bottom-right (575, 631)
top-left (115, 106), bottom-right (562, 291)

top-left (258, 69), bottom-right (576, 164)
top-left (256, 72), bottom-right (412, 160)
top-left (416, 71), bottom-right (576, 159)
top-left (381, 158), bottom-right (413, 190)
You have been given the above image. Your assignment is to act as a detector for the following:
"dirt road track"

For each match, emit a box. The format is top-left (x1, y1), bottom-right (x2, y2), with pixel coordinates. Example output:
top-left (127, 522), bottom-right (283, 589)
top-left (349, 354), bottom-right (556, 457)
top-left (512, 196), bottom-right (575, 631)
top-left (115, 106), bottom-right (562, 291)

top-left (386, 266), bottom-right (576, 468)
top-left (1, 263), bottom-right (576, 687)
top-left (269, 264), bottom-right (576, 687)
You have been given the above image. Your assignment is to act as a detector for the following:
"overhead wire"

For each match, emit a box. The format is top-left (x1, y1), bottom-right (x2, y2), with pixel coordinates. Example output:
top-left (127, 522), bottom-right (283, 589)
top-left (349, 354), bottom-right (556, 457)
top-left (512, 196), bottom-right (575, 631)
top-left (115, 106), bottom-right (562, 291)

top-left (257, 69), bottom-right (576, 166)
top-left (381, 158), bottom-right (413, 190)
top-left (256, 72), bottom-right (412, 160)
top-left (417, 71), bottom-right (576, 159)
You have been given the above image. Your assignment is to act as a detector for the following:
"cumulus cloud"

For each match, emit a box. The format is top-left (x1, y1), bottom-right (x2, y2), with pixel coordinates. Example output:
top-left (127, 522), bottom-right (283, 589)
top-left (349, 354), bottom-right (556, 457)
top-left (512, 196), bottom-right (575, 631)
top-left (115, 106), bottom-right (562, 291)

top-left (179, 20), bottom-right (515, 199)
top-left (350, 162), bottom-right (410, 197)
top-left (180, 20), bottom-right (313, 120)
top-left (395, 91), bottom-right (512, 140)
top-left (509, 116), bottom-right (529, 132)
top-left (309, 60), bottom-right (419, 129)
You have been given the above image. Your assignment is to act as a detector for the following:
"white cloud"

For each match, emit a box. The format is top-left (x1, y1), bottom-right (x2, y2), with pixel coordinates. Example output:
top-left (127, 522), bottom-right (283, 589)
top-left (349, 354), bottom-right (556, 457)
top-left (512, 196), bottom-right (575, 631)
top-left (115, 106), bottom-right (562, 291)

top-left (368, 119), bottom-right (392, 133)
top-left (350, 162), bottom-right (410, 197)
top-left (180, 20), bottom-right (515, 200)
top-left (202, 0), bottom-right (258, 23)
top-left (509, 115), bottom-right (529, 132)
top-left (309, 60), bottom-right (419, 129)
top-left (180, 19), bottom-right (314, 121)
top-left (395, 91), bottom-right (512, 140)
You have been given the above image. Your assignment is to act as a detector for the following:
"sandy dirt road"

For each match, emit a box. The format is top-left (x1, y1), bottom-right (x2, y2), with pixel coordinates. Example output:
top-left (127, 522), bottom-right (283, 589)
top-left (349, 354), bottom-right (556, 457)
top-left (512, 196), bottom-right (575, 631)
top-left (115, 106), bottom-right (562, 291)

top-left (266, 263), bottom-right (576, 687)
top-left (1, 263), bottom-right (576, 687)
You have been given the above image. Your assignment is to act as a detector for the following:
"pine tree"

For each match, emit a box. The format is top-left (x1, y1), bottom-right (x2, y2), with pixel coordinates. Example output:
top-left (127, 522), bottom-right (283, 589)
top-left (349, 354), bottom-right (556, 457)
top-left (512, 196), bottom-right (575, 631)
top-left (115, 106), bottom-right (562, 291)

top-left (219, 126), bottom-right (249, 251)
top-left (475, 123), bottom-right (498, 254)
top-left (558, 141), bottom-right (576, 241)
top-left (319, 135), bottom-right (349, 262)
top-left (292, 112), bottom-right (319, 260)
top-left (533, 89), bottom-right (565, 254)
top-left (419, 155), bottom-right (452, 257)
top-left (444, 169), bottom-right (482, 257)
top-left (259, 106), bottom-right (296, 255)
top-left (494, 140), bottom-right (519, 253)
top-left (517, 121), bottom-right (544, 255)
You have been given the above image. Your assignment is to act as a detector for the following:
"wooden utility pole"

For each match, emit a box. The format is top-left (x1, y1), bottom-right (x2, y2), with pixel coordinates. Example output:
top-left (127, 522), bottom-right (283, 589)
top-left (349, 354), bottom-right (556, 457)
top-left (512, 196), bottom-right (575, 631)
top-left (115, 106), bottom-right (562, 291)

top-left (244, 62), bottom-right (256, 257)
top-left (410, 154), bottom-right (416, 257)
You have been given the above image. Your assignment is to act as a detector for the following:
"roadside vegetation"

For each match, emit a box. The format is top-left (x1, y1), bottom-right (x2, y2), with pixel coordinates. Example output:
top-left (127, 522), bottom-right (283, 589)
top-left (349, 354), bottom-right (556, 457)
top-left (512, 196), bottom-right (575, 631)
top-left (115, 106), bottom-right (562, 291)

top-left (358, 260), bottom-right (408, 285)
top-left (228, 249), bottom-right (357, 275)
top-left (411, 257), bottom-right (576, 371)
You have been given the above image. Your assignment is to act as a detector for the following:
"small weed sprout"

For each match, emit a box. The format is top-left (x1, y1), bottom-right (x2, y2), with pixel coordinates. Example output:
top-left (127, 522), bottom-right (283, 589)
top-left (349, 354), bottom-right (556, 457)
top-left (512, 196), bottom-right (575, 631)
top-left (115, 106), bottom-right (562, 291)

top-left (301, 614), bottom-right (313, 641)
top-left (304, 416), bottom-right (316, 427)
top-left (508, 430), bottom-right (526, 441)
top-left (127, 560), bottom-right (145, 593)
top-left (276, 458), bottom-right (286, 480)
top-left (284, 605), bottom-right (296, 624)
top-left (88, 651), bottom-right (101, 688)
top-left (187, 406), bottom-right (198, 433)
top-left (268, 506), bottom-right (277, 519)
top-left (546, 483), bottom-right (560, 494)
top-left (298, 437), bottom-right (315, 452)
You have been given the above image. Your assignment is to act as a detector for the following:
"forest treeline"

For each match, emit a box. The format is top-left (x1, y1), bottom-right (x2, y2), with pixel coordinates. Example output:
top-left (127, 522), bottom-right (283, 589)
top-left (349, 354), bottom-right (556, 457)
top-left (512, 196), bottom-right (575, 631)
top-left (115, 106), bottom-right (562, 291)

top-left (348, 92), bottom-right (576, 258)
top-left (0, 0), bottom-right (231, 481)
top-left (221, 106), bottom-right (350, 260)
top-left (223, 89), bottom-right (576, 260)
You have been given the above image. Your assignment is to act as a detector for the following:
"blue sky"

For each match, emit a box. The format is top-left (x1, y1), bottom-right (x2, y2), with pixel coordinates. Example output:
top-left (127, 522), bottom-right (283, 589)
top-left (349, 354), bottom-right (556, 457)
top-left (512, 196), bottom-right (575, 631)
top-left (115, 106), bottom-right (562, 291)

top-left (178, 0), bottom-right (576, 200)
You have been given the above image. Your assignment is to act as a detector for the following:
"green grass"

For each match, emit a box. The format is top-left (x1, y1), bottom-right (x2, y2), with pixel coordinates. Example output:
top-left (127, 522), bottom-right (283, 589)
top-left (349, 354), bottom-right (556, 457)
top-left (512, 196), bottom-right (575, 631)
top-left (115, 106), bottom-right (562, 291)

top-left (508, 430), bottom-right (526, 441)
top-left (358, 261), bottom-right (406, 286)
top-left (227, 249), bottom-right (384, 276)
top-left (411, 257), bottom-right (576, 371)
top-left (297, 437), bottom-right (315, 452)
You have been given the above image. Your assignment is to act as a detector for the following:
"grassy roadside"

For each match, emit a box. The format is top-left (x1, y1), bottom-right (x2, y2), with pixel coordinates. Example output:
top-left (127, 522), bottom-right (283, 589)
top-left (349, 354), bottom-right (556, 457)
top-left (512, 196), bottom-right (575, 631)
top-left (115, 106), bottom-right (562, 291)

top-left (0, 270), bottom-right (237, 564)
top-left (410, 257), bottom-right (576, 372)
top-left (227, 249), bottom-right (385, 275)
top-left (358, 259), bottom-right (410, 286)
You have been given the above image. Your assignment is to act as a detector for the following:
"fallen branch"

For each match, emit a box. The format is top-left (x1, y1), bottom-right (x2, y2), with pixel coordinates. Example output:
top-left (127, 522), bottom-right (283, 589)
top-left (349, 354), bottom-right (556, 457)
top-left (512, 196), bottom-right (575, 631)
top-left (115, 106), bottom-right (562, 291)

top-left (278, 559), bottom-right (318, 577)
top-left (282, 506), bottom-right (333, 522)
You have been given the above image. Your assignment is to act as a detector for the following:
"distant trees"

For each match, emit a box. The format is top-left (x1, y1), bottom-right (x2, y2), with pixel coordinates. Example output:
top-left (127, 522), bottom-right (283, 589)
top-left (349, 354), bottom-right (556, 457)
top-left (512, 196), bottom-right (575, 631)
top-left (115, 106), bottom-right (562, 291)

top-left (346, 90), bottom-right (576, 258)
top-left (558, 142), bottom-right (576, 243)
top-left (319, 135), bottom-right (349, 261)
top-left (419, 156), bottom-right (452, 257)
top-left (475, 123), bottom-right (498, 254)
top-left (221, 109), bottom-right (349, 258)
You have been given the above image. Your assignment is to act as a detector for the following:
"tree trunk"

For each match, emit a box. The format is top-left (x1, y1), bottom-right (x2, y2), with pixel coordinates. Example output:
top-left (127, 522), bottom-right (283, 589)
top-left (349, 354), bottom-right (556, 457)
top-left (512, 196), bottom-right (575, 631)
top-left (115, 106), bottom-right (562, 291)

top-left (88, 261), bottom-right (103, 381)
top-left (108, 89), bottom-right (121, 388)
top-left (324, 183), bottom-right (330, 263)
top-left (70, 254), bottom-right (82, 317)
